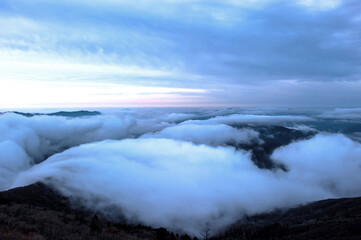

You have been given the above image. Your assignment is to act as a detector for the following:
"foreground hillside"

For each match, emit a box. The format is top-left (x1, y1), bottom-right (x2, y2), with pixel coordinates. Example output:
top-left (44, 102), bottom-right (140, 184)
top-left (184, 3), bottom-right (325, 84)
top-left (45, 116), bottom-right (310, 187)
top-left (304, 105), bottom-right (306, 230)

top-left (1, 183), bottom-right (361, 240)
top-left (0, 183), bottom-right (186, 240)
top-left (212, 196), bottom-right (361, 240)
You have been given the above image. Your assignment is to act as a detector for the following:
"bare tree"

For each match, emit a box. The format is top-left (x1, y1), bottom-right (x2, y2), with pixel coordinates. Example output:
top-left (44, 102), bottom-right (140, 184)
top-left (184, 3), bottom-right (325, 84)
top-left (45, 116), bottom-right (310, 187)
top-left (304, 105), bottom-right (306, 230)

top-left (201, 224), bottom-right (211, 240)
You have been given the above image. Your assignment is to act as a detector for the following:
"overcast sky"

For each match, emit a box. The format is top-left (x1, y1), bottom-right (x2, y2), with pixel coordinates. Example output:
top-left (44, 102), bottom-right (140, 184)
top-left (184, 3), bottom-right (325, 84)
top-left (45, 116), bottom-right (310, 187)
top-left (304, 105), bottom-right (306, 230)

top-left (0, 0), bottom-right (360, 108)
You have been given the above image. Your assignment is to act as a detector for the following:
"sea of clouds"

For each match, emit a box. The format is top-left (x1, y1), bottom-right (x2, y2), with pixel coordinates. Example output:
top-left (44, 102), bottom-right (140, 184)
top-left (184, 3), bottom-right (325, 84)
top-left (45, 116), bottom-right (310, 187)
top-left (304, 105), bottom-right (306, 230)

top-left (1, 108), bottom-right (361, 235)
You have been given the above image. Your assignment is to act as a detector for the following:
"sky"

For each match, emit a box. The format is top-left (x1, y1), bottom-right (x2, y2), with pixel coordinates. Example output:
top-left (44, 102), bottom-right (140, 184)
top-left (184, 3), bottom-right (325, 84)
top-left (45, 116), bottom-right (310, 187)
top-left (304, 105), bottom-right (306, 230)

top-left (0, 0), bottom-right (360, 108)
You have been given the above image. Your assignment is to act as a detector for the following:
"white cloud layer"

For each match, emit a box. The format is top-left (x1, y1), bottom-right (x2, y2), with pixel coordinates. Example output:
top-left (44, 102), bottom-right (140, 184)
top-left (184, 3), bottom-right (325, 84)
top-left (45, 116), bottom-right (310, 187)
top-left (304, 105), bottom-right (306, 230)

top-left (142, 124), bottom-right (261, 146)
top-left (318, 108), bottom-right (361, 119)
top-left (272, 133), bottom-right (361, 196)
top-left (183, 114), bottom-right (314, 125)
top-left (1, 109), bottom-right (361, 235)
top-left (0, 113), bottom-right (136, 188)
top-left (9, 134), bottom-right (361, 235)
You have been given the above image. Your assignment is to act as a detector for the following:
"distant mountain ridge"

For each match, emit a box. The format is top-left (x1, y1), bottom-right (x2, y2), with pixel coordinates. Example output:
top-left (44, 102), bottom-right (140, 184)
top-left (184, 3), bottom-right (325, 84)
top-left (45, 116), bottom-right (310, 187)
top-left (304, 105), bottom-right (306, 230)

top-left (0, 110), bottom-right (101, 117)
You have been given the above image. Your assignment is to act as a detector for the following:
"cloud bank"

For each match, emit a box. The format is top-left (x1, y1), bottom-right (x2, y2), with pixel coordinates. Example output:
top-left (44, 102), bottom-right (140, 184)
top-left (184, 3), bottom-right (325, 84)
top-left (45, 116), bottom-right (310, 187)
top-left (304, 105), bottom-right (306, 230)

top-left (0, 113), bottom-right (136, 188)
top-left (1, 108), bottom-right (361, 236)
top-left (182, 114), bottom-right (314, 125)
top-left (142, 124), bottom-right (261, 146)
top-left (10, 134), bottom-right (361, 235)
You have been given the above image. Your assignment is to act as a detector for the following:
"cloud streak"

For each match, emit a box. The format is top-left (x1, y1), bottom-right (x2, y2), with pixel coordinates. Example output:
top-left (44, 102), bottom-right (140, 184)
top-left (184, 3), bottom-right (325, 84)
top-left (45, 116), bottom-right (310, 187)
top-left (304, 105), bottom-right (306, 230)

top-left (142, 124), bottom-right (261, 146)
top-left (0, 0), bottom-right (360, 106)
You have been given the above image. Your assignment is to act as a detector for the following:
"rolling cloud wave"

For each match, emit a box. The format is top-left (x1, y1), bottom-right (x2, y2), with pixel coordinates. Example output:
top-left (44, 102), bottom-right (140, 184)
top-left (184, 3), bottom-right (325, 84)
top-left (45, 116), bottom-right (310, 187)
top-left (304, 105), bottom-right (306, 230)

top-left (1, 108), bottom-right (361, 235)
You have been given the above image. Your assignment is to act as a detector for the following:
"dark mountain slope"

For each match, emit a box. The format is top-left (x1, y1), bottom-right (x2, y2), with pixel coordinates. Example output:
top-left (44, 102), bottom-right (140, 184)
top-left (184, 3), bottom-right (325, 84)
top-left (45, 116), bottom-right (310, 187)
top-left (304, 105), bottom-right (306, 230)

top-left (1, 183), bottom-right (361, 239)
top-left (0, 183), bottom-right (182, 240)
top-left (212, 197), bottom-right (361, 240)
top-left (230, 125), bottom-right (316, 169)
top-left (0, 183), bottom-right (71, 212)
